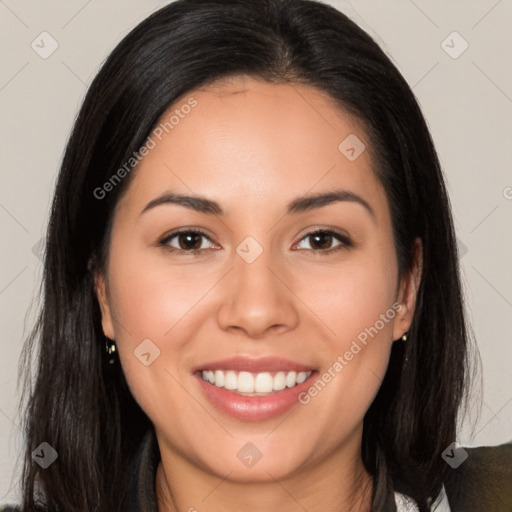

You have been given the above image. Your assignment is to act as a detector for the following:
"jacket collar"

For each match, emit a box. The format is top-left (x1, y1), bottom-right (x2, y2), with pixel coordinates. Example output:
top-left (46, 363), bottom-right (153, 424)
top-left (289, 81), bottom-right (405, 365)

top-left (124, 428), bottom-right (160, 512)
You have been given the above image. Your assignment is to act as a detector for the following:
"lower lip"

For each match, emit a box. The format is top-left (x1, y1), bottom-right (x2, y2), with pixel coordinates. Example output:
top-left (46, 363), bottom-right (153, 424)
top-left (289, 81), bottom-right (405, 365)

top-left (195, 371), bottom-right (317, 421)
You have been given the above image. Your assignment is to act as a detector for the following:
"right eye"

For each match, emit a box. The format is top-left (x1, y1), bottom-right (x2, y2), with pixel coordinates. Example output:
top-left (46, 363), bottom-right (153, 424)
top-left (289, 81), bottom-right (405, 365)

top-left (159, 229), bottom-right (218, 255)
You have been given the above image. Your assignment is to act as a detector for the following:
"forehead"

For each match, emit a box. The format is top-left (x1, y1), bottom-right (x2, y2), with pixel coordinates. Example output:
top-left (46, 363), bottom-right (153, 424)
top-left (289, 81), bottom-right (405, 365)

top-left (116, 76), bottom-right (387, 218)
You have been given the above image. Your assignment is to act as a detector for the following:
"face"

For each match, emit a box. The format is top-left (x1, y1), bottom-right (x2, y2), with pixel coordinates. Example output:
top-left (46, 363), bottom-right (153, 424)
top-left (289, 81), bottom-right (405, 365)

top-left (96, 76), bottom-right (420, 485)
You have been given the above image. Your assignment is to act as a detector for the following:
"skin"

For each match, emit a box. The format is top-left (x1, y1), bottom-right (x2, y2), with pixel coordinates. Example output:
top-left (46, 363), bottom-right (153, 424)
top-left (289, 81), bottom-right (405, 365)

top-left (95, 75), bottom-right (422, 512)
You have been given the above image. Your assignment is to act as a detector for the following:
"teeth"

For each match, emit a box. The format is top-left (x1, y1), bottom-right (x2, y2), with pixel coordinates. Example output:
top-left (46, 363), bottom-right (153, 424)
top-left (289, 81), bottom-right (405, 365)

top-left (201, 369), bottom-right (312, 394)
top-left (254, 372), bottom-right (273, 393)
top-left (224, 370), bottom-right (238, 390)
top-left (273, 371), bottom-right (286, 391)
top-left (214, 370), bottom-right (224, 387)
top-left (238, 371), bottom-right (254, 393)
top-left (286, 371), bottom-right (297, 387)
top-left (296, 371), bottom-right (308, 384)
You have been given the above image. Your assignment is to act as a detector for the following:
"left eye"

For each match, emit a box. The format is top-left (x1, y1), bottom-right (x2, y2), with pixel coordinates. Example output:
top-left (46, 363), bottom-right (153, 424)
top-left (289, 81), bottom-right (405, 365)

top-left (294, 229), bottom-right (351, 253)
top-left (159, 229), bottom-right (351, 255)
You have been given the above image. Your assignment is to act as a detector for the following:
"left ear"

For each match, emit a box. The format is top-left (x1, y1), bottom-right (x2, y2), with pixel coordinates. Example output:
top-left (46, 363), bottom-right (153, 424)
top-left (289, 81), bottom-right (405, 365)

top-left (94, 269), bottom-right (116, 341)
top-left (392, 237), bottom-right (423, 340)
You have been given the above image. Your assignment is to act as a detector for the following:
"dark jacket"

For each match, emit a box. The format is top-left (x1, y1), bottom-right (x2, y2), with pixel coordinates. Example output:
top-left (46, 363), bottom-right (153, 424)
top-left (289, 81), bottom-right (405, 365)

top-left (3, 430), bottom-right (511, 511)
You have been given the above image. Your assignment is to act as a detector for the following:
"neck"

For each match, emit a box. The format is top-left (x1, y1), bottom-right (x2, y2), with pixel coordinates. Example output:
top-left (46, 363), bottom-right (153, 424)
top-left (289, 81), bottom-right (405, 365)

top-left (155, 437), bottom-right (374, 512)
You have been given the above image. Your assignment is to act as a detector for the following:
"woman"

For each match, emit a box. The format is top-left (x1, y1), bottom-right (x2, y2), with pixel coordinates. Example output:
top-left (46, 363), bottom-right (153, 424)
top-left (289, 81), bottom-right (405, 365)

top-left (6, 0), bottom-right (511, 511)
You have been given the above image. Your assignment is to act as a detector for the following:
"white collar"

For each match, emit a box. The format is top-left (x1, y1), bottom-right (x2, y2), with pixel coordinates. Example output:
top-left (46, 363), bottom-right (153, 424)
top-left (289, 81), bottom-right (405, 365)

top-left (395, 485), bottom-right (451, 511)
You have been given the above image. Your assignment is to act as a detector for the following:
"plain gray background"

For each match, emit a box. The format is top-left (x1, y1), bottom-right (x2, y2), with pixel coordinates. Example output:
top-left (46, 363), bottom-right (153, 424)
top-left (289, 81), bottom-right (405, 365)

top-left (1, 0), bottom-right (511, 504)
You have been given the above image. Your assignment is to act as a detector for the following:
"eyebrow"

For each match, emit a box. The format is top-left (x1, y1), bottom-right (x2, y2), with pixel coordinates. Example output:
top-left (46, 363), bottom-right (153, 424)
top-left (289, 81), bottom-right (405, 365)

top-left (140, 189), bottom-right (375, 219)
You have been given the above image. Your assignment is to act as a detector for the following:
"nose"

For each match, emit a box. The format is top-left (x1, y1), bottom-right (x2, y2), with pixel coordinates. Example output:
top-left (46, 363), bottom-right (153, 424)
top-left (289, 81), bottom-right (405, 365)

top-left (217, 249), bottom-right (300, 339)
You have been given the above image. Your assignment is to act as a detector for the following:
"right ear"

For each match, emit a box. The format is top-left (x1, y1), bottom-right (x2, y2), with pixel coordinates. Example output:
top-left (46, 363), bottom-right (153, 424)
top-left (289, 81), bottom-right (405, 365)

top-left (94, 271), bottom-right (116, 340)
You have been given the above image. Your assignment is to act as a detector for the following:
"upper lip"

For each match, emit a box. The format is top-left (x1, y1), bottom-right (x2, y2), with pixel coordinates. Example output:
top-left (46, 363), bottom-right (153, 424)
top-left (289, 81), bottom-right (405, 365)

top-left (192, 356), bottom-right (316, 374)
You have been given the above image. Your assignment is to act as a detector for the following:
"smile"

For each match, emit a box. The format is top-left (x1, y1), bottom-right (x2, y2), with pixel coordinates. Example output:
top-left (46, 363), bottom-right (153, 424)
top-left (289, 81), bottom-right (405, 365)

top-left (200, 369), bottom-right (313, 396)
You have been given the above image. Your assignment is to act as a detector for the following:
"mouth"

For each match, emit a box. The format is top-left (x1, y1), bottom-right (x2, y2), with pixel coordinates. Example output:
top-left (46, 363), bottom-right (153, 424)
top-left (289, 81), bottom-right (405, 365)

top-left (192, 357), bottom-right (318, 421)
top-left (198, 369), bottom-right (313, 396)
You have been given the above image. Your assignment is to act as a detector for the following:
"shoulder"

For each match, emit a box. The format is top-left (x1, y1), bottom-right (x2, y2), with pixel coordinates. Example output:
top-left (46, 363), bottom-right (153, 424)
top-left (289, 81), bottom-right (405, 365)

top-left (444, 441), bottom-right (512, 512)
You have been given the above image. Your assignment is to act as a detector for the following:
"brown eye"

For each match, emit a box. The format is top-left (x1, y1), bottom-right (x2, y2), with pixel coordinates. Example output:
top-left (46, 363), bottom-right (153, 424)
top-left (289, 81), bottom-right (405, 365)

top-left (160, 229), bottom-right (215, 254)
top-left (309, 232), bottom-right (335, 250)
top-left (175, 232), bottom-right (203, 251)
top-left (295, 229), bottom-right (351, 254)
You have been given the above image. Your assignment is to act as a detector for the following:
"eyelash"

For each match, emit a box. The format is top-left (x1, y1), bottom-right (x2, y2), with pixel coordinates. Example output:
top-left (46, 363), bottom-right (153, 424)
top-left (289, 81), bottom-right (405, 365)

top-left (158, 228), bottom-right (352, 256)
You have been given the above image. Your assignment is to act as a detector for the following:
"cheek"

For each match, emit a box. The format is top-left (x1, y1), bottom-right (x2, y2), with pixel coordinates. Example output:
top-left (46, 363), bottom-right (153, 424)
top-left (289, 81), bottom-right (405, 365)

top-left (296, 249), bottom-right (398, 431)
top-left (106, 255), bottom-right (209, 439)
top-left (106, 241), bottom-right (219, 339)
top-left (103, 241), bottom-right (208, 400)
top-left (303, 247), bottom-right (398, 347)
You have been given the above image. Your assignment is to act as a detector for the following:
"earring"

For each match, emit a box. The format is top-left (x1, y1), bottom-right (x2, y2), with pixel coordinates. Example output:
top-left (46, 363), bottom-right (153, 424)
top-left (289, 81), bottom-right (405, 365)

top-left (401, 333), bottom-right (407, 341)
top-left (105, 336), bottom-right (116, 364)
